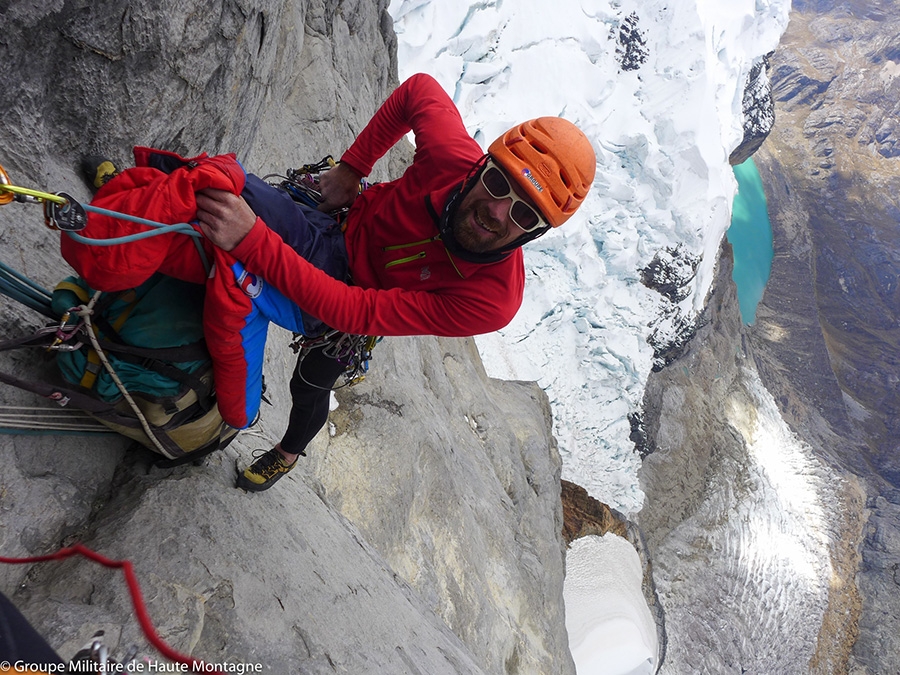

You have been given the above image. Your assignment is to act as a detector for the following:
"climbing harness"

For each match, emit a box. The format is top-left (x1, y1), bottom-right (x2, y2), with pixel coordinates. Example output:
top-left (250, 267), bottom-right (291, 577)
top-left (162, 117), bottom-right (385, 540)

top-left (290, 330), bottom-right (381, 390)
top-left (263, 155), bottom-right (370, 220)
top-left (0, 544), bottom-right (227, 674)
top-left (264, 158), bottom-right (382, 390)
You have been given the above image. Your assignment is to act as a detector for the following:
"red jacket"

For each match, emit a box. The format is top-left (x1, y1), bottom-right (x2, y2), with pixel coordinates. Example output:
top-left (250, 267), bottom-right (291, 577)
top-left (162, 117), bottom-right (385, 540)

top-left (58, 74), bottom-right (526, 428)
top-left (231, 73), bottom-right (525, 338)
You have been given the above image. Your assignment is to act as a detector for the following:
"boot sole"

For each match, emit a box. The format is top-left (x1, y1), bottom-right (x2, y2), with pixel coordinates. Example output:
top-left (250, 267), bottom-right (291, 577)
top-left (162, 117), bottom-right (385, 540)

top-left (236, 472), bottom-right (284, 492)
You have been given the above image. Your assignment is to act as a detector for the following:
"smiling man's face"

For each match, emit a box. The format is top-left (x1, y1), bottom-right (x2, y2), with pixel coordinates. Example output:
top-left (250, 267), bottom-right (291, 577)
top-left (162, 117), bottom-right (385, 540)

top-left (450, 167), bottom-right (539, 253)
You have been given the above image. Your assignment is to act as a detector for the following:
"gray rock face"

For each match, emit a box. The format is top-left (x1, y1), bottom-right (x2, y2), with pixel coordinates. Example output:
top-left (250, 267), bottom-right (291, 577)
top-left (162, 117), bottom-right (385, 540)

top-left (638, 245), bottom-right (865, 674)
top-left (0, 3), bottom-right (573, 673)
top-left (311, 337), bottom-right (571, 674)
top-left (639, 3), bottom-right (900, 672)
top-left (751, 5), bottom-right (900, 670)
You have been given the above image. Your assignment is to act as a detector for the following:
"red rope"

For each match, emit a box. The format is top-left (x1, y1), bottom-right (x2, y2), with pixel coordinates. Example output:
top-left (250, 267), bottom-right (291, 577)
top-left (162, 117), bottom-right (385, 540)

top-left (0, 544), bottom-right (224, 674)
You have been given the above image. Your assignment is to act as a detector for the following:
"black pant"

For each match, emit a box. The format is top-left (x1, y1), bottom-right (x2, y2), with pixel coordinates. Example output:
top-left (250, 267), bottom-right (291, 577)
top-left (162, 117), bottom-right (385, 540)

top-left (279, 344), bottom-right (347, 455)
top-left (0, 591), bottom-right (65, 664)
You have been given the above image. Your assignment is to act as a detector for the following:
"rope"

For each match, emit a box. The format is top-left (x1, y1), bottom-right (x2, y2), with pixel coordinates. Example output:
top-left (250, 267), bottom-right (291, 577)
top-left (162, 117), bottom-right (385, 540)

top-left (0, 544), bottom-right (225, 674)
top-left (0, 260), bottom-right (53, 299)
top-left (77, 292), bottom-right (172, 458)
top-left (0, 260), bottom-right (55, 318)
top-left (58, 207), bottom-right (210, 275)
top-left (0, 170), bottom-right (202, 244)
top-left (0, 406), bottom-right (114, 434)
top-left (79, 203), bottom-right (201, 240)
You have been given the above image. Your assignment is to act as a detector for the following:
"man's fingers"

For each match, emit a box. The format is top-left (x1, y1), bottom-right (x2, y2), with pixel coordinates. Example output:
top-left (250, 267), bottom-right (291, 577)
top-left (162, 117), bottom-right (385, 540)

top-left (193, 189), bottom-right (256, 252)
top-left (196, 220), bottom-right (212, 237)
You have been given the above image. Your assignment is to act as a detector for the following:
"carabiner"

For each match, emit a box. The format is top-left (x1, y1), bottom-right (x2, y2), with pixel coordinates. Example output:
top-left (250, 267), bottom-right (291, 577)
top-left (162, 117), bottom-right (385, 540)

top-left (0, 163), bottom-right (13, 205)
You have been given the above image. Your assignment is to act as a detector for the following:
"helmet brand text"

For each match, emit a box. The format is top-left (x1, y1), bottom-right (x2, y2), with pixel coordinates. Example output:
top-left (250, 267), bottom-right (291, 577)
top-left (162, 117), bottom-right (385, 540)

top-left (521, 168), bottom-right (544, 192)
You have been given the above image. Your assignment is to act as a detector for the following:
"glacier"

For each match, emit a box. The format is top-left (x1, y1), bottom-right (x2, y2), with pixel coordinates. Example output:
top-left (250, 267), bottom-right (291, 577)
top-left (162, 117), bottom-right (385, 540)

top-left (388, 0), bottom-right (791, 513)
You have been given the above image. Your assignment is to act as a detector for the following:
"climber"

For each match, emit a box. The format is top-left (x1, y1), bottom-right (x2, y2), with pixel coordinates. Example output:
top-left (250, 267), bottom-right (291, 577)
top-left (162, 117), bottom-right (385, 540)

top-left (196, 72), bottom-right (597, 492)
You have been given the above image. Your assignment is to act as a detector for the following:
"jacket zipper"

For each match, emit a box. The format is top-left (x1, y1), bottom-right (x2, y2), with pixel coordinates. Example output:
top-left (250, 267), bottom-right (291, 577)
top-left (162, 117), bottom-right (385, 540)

top-left (385, 251), bottom-right (426, 268)
top-left (382, 237), bottom-right (437, 251)
top-left (382, 236), bottom-right (439, 269)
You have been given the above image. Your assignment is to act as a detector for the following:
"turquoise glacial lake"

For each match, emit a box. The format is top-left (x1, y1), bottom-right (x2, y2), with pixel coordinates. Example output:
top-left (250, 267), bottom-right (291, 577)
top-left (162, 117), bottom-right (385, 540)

top-left (727, 158), bottom-right (773, 324)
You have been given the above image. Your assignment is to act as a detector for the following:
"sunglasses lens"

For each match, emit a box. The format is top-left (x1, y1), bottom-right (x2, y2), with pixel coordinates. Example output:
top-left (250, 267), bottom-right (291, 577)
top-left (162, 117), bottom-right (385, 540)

top-left (510, 202), bottom-right (542, 231)
top-left (480, 161), bottom-right (547, 232)
top-left (481, 166), bottom-right (511, 198)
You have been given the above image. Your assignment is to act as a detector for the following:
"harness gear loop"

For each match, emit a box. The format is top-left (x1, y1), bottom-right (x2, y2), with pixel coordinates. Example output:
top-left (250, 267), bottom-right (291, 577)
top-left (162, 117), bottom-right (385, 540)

top-left (290, 330), bottom-right (381, 391)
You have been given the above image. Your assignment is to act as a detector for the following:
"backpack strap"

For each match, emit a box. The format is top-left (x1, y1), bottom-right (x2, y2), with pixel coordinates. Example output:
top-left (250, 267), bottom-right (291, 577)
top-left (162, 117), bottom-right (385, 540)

top-left (78, 289), bottom-right (138, 391)
top-left (95, 339), bottom-right (214, 409)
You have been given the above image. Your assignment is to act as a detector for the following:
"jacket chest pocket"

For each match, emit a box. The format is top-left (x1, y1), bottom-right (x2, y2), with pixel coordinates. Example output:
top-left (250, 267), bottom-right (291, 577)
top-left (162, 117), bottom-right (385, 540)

top-left (384, 250), bottom-right (427, 268)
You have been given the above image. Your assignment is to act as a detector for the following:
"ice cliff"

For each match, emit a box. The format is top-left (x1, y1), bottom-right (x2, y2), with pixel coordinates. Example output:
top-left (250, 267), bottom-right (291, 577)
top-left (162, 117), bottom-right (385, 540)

top-left (0, 2), bottom-right (572, 672)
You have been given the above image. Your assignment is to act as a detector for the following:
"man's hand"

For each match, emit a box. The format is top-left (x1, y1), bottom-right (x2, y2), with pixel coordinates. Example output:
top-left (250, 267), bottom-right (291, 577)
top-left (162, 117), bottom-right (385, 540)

top-left (196, 189), bottom-right (257, 252)
top-left (317, 162), bottom-right (364, 213)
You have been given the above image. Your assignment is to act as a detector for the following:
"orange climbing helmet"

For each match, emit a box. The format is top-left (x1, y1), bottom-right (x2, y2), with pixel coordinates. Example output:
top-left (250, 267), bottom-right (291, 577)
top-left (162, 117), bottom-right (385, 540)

top-left (488, 117), bottom-right (596, 228)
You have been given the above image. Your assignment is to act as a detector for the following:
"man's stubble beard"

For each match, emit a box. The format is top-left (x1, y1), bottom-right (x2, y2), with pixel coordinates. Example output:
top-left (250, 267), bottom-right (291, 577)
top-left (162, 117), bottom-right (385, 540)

top-left (450, 203), bottom-right (502, 254)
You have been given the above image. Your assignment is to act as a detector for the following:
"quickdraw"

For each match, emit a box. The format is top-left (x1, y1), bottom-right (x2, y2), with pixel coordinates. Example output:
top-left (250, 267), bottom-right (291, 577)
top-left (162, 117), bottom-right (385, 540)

top-left (262, 155), bottom-right (370, 223)
top-left (0, 161), bottom-right (211, 275)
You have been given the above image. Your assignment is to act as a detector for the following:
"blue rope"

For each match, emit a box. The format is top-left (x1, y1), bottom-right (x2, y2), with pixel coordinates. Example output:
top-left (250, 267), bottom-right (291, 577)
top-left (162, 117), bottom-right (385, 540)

top-left (1, 200), bottom-right (210, 315)
top-left (60, 204), bottom-right (201, 245)
top-left (0, 260), bottom-right (53, 298)
top-left (83, 204), bottom-right (202, 237)
top-left (71, 205), bottom-right (211, 275)
top-left (0, 261), bottom-right (55, 318)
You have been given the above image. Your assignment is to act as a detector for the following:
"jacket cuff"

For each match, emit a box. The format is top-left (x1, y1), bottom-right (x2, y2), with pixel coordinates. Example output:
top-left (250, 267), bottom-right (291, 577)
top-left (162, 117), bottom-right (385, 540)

top-left (338, 153), bottom-right (370, 179)
top-left (230, 216), bottom-right (269, 263)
